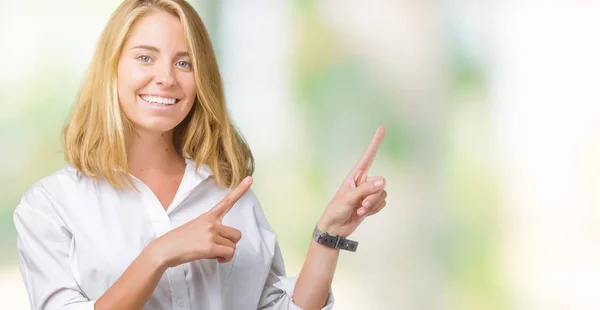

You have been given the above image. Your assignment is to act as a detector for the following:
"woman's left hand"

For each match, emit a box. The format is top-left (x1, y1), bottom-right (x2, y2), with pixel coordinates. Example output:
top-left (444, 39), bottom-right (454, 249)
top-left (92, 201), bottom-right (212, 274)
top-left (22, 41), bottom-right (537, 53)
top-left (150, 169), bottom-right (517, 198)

top-left (317, 126), bottom-right (388, 238)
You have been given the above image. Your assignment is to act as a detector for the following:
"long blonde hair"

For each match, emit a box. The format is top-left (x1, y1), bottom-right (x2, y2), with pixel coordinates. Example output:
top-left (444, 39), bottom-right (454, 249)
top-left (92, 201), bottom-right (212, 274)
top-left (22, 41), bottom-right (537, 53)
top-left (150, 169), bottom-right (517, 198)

top-left (63, 0), bottom-right (254, 189)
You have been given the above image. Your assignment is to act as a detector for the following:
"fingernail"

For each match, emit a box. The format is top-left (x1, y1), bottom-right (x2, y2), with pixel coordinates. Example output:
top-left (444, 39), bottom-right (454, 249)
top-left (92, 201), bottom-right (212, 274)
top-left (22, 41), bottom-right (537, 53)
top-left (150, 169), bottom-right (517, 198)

top-left (362, 200), bottom-right (371, 209)
top-left (374, 179), bottom-right (384, 188)
top-left (357, 208), bottom-right (366, 216)
top-left (245, 176), bottom-right (252, 184)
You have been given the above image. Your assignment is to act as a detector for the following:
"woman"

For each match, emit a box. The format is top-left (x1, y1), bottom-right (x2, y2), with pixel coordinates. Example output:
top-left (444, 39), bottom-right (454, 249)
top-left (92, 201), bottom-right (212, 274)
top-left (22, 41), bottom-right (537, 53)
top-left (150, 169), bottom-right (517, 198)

top-left (13, 0), bottom-right (388, 309)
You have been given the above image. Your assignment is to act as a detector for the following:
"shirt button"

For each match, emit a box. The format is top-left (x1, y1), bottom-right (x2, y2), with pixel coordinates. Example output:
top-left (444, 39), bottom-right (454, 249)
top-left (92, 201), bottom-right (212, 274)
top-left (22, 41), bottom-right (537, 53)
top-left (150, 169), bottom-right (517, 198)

top-left (177, 299), bottom-right (185, 307)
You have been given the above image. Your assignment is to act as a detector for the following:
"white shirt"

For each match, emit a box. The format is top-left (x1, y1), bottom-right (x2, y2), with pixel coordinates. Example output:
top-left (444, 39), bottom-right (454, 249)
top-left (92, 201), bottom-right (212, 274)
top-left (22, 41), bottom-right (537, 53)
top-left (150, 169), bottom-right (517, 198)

top-left (13, 159), bottom-right (334, 310)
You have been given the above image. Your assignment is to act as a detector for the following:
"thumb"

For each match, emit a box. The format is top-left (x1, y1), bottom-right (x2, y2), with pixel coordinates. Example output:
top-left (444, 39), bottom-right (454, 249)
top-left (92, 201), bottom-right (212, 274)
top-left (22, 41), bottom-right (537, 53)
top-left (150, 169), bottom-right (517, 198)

top-left (345, 177), bottom-right (386, 204)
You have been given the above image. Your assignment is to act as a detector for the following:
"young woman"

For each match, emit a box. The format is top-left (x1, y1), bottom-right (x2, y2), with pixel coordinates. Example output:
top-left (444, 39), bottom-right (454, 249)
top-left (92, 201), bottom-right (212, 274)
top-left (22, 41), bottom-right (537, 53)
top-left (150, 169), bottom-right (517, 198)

top-left (13, 0), bottom-right (388, 309)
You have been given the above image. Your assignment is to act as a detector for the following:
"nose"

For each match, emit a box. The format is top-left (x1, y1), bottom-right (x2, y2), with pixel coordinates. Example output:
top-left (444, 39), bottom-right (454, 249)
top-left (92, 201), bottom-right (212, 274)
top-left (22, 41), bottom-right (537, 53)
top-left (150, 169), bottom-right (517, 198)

top-left (154, 63), bottom-right (176, 88)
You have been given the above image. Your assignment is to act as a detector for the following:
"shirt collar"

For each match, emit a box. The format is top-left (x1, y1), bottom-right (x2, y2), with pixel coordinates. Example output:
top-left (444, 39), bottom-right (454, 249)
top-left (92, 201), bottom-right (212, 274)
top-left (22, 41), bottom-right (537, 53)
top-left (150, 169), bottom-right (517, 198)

top-left (183, 158), bottom-right (213, 185)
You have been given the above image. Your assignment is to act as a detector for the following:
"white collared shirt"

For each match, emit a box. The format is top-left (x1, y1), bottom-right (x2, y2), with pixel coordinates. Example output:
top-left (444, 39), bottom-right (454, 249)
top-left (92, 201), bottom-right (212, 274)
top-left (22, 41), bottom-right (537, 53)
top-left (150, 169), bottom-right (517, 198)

top-left (13, 159), bottom-right (334, 310)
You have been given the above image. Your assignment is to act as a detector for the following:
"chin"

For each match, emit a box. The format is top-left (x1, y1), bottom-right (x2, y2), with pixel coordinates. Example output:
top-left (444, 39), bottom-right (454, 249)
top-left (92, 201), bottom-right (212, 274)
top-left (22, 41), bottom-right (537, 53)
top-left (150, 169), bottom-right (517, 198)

top-left (134, 121), bottom-right (180, 134)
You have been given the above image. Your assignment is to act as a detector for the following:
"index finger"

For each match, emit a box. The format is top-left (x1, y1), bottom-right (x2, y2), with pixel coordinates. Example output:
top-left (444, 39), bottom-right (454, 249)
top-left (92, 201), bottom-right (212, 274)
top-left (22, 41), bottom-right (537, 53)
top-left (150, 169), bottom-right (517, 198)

top-left (352, 126), bottom-right (386, 172)
top-left (209, 176), bottom-right (253, 220)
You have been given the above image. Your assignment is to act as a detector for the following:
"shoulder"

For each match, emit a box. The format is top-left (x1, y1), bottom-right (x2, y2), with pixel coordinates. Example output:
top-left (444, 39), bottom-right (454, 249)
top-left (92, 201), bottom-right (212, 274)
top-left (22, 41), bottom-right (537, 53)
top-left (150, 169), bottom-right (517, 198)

top-left (239, 188), bottom-right (273, 231)
top-left (14, 164), bottom-right (96, 224)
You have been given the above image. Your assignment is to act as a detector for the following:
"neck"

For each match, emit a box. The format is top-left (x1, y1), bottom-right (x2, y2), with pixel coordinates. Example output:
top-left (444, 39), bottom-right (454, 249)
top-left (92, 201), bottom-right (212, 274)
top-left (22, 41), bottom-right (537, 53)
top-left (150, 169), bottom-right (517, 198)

top-left (127, 127), bottom-right (185, 178)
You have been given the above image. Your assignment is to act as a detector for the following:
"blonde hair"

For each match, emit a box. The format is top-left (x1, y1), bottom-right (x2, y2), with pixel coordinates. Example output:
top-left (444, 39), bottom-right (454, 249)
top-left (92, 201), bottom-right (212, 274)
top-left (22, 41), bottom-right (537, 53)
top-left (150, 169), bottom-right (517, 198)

top-left (63, 0), bottom-right (254, 189)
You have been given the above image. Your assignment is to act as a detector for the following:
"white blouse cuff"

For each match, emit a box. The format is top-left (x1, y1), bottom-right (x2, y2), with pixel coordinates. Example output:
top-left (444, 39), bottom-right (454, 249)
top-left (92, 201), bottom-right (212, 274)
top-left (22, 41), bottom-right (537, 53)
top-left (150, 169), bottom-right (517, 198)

top-left (273, 275), bottom-right (335, 310)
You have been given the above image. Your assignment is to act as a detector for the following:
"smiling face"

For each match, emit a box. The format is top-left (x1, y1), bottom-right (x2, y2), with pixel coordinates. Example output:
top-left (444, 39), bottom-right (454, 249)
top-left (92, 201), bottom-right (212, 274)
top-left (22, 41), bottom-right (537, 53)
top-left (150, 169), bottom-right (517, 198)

top-left (117, 9), bottom-right (196, 135)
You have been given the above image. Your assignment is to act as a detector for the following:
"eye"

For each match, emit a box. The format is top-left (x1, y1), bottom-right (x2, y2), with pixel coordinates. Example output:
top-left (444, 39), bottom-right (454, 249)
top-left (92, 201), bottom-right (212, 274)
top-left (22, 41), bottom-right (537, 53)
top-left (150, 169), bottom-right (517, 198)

top-left (176, 60), bottom-right (191, 69)
top-left (136, 55), bottom-right (152, 63)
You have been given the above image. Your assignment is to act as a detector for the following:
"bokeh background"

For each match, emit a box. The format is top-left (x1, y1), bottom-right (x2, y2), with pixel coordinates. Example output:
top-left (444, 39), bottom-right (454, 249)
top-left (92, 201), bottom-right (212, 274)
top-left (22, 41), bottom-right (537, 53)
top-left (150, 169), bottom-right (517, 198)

top-left (2, 0), bottom-right (600, 309)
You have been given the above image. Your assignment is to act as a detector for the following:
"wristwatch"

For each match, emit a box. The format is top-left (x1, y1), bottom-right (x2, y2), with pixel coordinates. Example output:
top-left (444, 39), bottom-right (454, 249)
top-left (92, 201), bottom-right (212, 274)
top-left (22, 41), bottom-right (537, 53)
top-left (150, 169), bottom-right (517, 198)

top-left (313, 226), bottom-right (359, 252)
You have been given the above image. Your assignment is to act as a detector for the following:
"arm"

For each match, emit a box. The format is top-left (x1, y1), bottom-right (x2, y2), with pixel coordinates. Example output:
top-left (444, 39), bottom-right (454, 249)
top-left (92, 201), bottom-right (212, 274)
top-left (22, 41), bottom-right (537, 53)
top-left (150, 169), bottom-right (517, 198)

top-left (292, 239), bottom-right (339, 309)
top-left (291, 179), bottom-right (385, 310)
top-left (87, 177), bottom-right (253, 309)
top-left (293, 126), bottom-right (389, 309)
top-left (16, 178), bottom-right (253, 310)
top-left (99, 177), bottom-right (254, 309)
top-left (255, 174), bottom-right (386, 309)
top-left (14, 189), bottom-right (167, 310)
top-left (93, 244), bottom-right (166, 310)
top-left (15, 195), bottom-right (97, 310)
top-left (16, 201), bottom-right (172, 310)
top-left (257, 241), bottom-right (335, 310)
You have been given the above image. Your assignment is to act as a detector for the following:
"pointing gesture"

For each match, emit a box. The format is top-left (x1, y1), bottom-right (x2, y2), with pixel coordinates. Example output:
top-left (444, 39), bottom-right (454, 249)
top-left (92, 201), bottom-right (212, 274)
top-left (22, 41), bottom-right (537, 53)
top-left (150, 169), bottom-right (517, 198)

top-left (208, 176), bottom-right (253, 221)
top-left (337, 126), bottom-right (387, 204)
top-left (318, 126), bottom-right (388, 237)
top-left (152, 177), bottom-right (252, 267)
top-left (347, 126), bottom-right (386, 188)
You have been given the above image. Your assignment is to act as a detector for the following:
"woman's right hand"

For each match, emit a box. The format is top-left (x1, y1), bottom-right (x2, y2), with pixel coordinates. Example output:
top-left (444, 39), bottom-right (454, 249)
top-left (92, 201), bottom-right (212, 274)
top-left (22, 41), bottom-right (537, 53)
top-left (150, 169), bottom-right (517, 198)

top-left (149, 176), bottom-right (253, 268)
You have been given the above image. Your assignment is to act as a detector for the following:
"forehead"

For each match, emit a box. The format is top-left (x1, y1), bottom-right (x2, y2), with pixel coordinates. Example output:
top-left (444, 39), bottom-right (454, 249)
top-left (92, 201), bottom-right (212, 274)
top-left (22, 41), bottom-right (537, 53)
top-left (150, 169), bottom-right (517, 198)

top-left (124, 10), bottom-right (187, 50)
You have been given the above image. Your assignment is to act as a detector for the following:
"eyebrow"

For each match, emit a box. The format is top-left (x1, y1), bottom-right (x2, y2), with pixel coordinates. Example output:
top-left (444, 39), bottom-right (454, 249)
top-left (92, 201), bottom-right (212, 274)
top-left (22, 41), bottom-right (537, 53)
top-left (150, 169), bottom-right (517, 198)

top-left (130, 45), bottom-right (189, 57)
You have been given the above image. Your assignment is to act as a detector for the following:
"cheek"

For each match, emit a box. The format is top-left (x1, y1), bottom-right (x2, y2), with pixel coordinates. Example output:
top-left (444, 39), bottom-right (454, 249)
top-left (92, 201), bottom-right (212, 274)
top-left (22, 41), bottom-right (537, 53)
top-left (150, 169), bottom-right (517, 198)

top-left (179, 75), bottom-right (197, 106)
top-left (117, 62), bottom-right (150, 100)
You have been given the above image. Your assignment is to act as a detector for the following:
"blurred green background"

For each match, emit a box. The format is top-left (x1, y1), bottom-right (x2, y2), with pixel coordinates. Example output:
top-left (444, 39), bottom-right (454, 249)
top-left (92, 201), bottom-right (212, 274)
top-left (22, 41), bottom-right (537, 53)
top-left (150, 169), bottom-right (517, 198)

top-left (4, 1), bottom-right (600, 309)
top-left (1, 0), bottom-right (497, 309)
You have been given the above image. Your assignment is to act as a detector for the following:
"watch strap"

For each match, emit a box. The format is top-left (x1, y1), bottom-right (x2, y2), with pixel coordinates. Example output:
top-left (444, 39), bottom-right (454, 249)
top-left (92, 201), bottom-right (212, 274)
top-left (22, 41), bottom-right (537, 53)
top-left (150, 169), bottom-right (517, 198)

top-left (313, 226), bottom-right (359, 252)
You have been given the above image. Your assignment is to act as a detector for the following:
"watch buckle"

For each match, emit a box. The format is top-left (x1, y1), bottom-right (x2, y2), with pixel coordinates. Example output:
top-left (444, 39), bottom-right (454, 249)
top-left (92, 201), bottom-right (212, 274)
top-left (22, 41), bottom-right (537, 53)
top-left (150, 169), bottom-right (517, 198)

top-left (334, 236), bottom-right (343, 248)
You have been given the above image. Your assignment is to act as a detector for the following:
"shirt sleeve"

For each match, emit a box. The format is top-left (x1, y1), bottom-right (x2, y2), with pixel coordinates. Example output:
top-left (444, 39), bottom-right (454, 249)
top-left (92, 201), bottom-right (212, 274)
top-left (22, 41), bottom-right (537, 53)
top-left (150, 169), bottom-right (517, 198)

top-left (13, 186), bottom-right (96, 310)
top-left (257, 242), bottom-right (335, 310)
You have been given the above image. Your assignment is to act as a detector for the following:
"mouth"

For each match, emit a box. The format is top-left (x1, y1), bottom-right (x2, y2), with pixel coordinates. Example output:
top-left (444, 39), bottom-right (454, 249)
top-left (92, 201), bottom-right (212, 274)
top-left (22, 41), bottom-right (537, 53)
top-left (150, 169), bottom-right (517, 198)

top-left (138, 94), bottom-right (182, 106)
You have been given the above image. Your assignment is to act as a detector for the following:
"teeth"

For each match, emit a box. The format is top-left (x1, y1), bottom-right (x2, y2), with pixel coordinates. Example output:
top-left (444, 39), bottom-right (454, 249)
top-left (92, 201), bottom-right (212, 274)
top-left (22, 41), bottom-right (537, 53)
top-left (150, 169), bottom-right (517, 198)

top-left (140, 95), bottom-right (177, 105)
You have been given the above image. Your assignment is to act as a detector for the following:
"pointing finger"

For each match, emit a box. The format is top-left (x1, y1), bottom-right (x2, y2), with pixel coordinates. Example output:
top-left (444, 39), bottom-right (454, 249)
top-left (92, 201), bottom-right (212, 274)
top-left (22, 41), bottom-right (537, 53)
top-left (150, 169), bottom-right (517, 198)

top-left (209, 176), bottom-right (252, 220)
top-left (352, 126), bottom-right (385, 173)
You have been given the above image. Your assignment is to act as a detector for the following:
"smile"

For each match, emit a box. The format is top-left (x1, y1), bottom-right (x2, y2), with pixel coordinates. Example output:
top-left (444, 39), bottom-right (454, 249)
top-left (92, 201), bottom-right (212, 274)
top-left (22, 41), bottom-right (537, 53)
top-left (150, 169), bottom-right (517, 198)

top-left (139, 94), bottom-right (181, 106)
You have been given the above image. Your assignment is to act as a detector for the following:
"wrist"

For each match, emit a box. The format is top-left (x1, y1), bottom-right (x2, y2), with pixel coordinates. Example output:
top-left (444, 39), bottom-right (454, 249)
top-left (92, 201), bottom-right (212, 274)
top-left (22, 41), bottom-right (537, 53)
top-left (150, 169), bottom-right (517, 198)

top-left (143, 239), bottom-right (170, 271)
top-left (313, 225), bottom-right (359, 252)
top-left (317, 215), bottom-right (342, 236)
top-left (310, 238), bottom-right (340, 253)
top-left (316, 218), bottom-right (335, 235)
